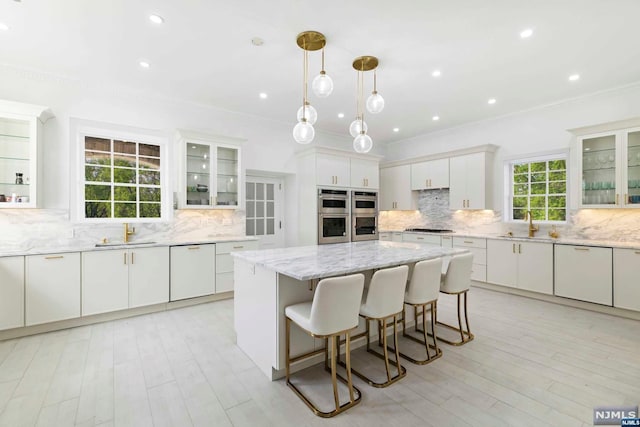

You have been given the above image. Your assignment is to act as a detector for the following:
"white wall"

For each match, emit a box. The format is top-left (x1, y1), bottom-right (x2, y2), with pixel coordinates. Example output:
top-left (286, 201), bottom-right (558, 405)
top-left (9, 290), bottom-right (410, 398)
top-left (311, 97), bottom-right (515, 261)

top-left (384, 82), bottom-right (640, 211)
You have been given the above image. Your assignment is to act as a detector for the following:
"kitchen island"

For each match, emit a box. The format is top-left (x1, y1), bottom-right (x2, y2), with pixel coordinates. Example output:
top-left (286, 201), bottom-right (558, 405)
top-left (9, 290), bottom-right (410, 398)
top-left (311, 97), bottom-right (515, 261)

top-left (232, 240), bottom-right (468, 379)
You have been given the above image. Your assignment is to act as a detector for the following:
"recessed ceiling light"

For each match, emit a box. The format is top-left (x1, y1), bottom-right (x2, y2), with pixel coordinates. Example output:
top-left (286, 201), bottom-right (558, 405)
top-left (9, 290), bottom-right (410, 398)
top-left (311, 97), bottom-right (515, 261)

top-left (569, 74), bottom-right (580, 81)
top-left (432, 70), bottom-right (441, 77)
top-left (149, 14), bottom-right (164, 24)
top-left (432, 116), bottom-right (440, 121)
top-left (585, 147), bottom-right (591, 151)
top-left (251, 37), bottom-right (264, 46)
top-left (337, 113), bottom-right (345, 118)
top-left (0, 23), bottom-right (9, 31)
top-left (139, 61), bottom-right (150, 69)
top-left (488, 98), bottom-right (497, 105)
top-left (520, 28), bottom-right (533, 38)
top-left (259, 92), bottom-right (268, 99)
top-left (393, 127), bottom-right (400, 132)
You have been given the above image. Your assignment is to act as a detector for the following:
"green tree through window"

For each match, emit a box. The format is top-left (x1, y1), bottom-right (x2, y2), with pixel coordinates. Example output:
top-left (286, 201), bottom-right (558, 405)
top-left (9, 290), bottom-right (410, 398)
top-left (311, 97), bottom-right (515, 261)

top-left (511, 157), bottom-right (567, 221)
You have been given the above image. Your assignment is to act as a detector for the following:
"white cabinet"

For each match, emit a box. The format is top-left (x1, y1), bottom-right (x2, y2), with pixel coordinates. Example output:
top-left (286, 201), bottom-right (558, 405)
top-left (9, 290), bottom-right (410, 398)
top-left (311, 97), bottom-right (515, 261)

top-left (440, 235), bottom-right (453, 248)
top-left (613, 248), bottom-right (640, 311)
top-left (316, 153), bottom-right (350, 187)
top-left (350, 158), bottom-right (379, 189)
top-left (82, 247), bottom-right (169, 315)
top-left (216, 240), bottom-right (259, 293)
top-left (577, 128), bottom-right (640, 208)
top-left (391, 231), bottom-right (403, 242)
top-left (403, 232), bottom-right (440, 245)
top-left (0, 256), bottom-right (24, 330)
top-left (379, 231), bottom-right (391, 241)
top-left (449, 152), bottom-right (492, 210)
top-left (487, 240), bottom-right (553, 294)
top-left (411, 158), bottom-right (449, 190)
top-left (178, 131), bottom-right (243, 209)
top-left (26, 253), bottom-right (81, 326)
top-left (170, 244), bottom-right (216, 301)
top-left (554, 245), bottom-right (612, 305)
top-left (452, 237), bottom-right (487, 282)
top-left (0, 101), bottom-right (52, 209)
top-left (379, 165), bottom-right (415, 210)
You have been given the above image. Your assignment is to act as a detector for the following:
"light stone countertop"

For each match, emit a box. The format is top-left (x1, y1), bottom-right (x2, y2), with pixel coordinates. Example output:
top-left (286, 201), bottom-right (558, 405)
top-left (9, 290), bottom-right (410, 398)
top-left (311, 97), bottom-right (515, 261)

top-left (232, 240), bottom-right (468, 281)
top-left (0, 235), bottom-right (258, 257)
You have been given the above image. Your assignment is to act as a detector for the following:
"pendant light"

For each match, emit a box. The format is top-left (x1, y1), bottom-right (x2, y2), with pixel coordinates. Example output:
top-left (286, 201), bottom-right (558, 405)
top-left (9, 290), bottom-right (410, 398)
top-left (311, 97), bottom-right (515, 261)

top-left (351, 56), bottom-right (380, 153)
top-left (366, 68), bottom-right (385, 114)
top-left (293, 31), bottom-right (329, 144)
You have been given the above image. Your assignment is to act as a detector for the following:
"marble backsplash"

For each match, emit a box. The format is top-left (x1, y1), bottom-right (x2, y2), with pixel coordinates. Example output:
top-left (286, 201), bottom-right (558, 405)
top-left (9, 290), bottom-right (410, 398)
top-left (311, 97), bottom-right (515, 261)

top-left (379, 189), bottom-right (640, 241)
top-left (0, 208), bottom-right (245, 251)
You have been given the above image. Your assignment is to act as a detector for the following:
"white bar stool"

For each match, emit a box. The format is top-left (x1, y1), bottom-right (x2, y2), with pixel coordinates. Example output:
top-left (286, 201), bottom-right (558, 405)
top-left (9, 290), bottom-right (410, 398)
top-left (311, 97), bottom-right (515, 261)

top-left (349, 265), bottom-right (408, 388)
top-left (285, 273), bottom-right (365, 418)
top-left (399, 257), bottom-right (443, 364)
top-left (436, 252), bottom-right (474, 345)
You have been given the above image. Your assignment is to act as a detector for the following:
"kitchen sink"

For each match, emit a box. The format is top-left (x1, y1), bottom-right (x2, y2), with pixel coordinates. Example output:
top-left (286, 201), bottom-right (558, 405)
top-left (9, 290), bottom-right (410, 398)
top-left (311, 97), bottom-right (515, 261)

top-left (496, 235), bottom-right (554, 242)
top-left (95, 241), bottom-right (157, 247)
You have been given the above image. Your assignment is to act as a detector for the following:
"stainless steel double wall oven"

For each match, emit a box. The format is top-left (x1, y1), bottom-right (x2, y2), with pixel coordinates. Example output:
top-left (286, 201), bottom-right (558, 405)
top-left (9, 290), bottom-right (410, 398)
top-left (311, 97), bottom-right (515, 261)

top-left (317, 188), bottom-right (378, 244)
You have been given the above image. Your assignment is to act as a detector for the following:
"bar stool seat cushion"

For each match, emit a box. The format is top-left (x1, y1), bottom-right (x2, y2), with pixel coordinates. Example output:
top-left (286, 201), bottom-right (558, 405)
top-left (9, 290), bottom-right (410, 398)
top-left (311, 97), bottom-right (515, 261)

top-left (405, 258), bottom-right (442, 305)
top-left (360, 265), bottom-right (409, 319)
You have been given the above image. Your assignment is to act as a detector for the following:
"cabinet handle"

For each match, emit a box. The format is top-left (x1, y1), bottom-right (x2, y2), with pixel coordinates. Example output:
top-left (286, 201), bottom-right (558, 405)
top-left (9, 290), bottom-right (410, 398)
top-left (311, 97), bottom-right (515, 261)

top-left (635, 251), bottom-right (640, 255)
top-left (625, 193), bottom-right (628, 204)
top-left (616, 194), bottom-right (619, 205)
top-left (429, 179), bottom-right (432, 187)
top-left (417, 237), bottom-right (424, 240)
top-left (131, 252), bottom-right (135, 264)
top-left (512, 243), bottom-right (515, 253)
top-left (518, 244), bottom-right (522, 254)
top-left (233, 245), bottom-right (244, 249)
top-left (464, 240), bottom-right (473, 244)
top-left (442, 236), bottom-right (450, 240)
top-left (574, 247), bottom-right (589, 251)
top-left (124, 252), bottom-right (127, 264)
top-left (45, 255), bottom-right (63, 260)
top-left (188, 246), bottom-right (200, 250)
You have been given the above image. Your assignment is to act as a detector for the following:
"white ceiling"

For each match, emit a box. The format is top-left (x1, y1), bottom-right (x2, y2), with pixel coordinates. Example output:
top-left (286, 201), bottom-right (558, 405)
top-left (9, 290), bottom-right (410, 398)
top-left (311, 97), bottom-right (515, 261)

top-left (2, 0), bottom-right (640, 145)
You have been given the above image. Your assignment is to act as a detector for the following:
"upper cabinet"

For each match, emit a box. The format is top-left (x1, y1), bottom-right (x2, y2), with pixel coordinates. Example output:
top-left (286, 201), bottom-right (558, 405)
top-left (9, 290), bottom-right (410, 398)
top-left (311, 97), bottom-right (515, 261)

top-left (577, 128), bottom-right (640, 208)
top-left (177, 131), bottom-right (244, 209)
top-left (379, 165), bottom-right (415, 210)
top-left (350, 158), bottom-right (379, 189)
top-left (411, 158), bottom-right (449, 190)
top-left (316, 153), bottom-right (350, 187)
top-left (449, 151), bottom-right (493, 210)
top-left (0, 100), bottom-right (52, 209)
top-left (298, 148), bottom-right (381, 190)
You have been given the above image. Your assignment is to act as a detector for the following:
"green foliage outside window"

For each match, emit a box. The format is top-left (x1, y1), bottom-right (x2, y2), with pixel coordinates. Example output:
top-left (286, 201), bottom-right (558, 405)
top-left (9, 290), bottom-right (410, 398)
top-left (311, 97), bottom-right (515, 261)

top-left (511, 158), bottom-right (567, 222)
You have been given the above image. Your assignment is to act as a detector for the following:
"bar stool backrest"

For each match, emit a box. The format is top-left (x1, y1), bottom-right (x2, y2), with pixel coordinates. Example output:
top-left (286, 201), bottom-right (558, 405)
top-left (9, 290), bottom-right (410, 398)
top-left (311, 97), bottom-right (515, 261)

top-left (310, 273), bottom-right (365, 336)
top-left (361, 265), bottom-right (409, 318)
top-left (405, 258), bottom-right (443, 304)
top-left (440, 253), bottom-right (473, 294)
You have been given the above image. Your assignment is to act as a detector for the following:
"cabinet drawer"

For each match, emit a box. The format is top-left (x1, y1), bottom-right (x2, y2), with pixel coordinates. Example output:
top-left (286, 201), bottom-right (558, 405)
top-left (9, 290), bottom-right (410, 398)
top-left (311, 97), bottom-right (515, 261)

top-left (379, 232), bottom-right (391, 241)
top-left (216, 253), bottom-right (234, 274)
top-left (216, 240), bottom-right (258, 254)
top-left (440, 235), bottom-right (453, 248)
top-left (453, 237), bottom-right (486, 249)
top-left (471, 264), bottom-right (486, 282)
top-left (403, 233), bottom-right (440, 245)
top-left (216, 272), bottom-right (234, 293)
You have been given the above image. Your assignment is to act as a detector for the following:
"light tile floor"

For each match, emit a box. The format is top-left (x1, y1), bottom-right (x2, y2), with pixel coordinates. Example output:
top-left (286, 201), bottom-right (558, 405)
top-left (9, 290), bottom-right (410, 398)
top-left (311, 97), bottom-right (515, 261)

top-left (0, 287), bottom-right (639, 426)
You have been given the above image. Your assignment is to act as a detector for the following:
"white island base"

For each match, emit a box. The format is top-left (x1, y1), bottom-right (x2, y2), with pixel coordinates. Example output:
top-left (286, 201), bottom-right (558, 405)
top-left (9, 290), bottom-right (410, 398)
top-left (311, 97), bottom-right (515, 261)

top-left (232, 241), bottom-right (468, 380)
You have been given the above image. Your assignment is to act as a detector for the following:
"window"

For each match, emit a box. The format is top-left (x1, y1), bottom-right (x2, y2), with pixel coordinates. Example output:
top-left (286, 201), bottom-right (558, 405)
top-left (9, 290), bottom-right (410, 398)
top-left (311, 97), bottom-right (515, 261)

top-left (507, 154), bottom-right (567, 222)
top-left (245, 181), bottom-right (275, 237)
top-left (73, 120), bottom-right (169, 222)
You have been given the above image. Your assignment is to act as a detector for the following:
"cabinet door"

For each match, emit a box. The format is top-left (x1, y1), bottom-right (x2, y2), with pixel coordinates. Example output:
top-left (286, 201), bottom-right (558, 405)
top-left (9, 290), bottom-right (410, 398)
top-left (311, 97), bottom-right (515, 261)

top-left (623, 128), bottom-right (640, 207)
top-left (517, 242), bottom-right (553, 295)
top-left (613, 248), bottom-right (640, 311)
top-left (554, 245), bottom-right (612, 305)
top-left (411, 158), bottom-right (449, 190)
top-left (316, 154), bottom-right (350, 187)
top-left (0, 256), bottom-right (24, 330)
top-left (486, 240), bottom-right (518, 288)
top-left (184, 141), bottom-right (214, 208)
top-left (391, 232), bottom-right (403, 242)
top-left (82, 250), bottom-right (129, 316)
top-left (379, 165), bottom-right (413, 210)
top-left (464, 153), bottom-right (487, 209)
top-left (216, 240), bottom-right (259, 293)
top-left (170, 244), bottom-right (215, 301)
top-left (579, 133), bottom-right (618, 208)
top-left (350, 158), bottom-right (379, 189)
top-left (402, 233), bottom-right (440, 245)
top-left (379, 232), bottom-right (391, 241)
top-left (25, 253), bottom-right (81, 326)
top-left (449, 155), bottom-right (467, 209)
top-left (214, 145), bottom-right (240, 208)
top-left (129, 247), bottom-right (169, 308)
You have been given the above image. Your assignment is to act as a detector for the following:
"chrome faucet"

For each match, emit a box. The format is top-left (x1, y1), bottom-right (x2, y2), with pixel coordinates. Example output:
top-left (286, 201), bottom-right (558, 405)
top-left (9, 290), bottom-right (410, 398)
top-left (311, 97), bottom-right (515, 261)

top-left (525, 210), bottom-right (539, 238)
top-left (123, 223), bottom-right (135, 243)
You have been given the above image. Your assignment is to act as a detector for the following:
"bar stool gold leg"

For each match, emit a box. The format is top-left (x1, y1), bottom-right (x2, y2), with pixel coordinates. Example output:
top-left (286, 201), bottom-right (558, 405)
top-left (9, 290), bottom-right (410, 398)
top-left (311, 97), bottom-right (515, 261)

top-left (397, 302), bottom-right (443, 365)
top-left (432, 290), bottom-right (474, 346)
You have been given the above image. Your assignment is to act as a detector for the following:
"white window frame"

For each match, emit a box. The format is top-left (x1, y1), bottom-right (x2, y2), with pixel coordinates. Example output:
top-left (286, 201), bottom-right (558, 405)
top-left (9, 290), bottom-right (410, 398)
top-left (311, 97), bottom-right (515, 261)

top-left (503, 150), bottom-right (569, 224)
top-left (70, 119), bottom-right (172, 223)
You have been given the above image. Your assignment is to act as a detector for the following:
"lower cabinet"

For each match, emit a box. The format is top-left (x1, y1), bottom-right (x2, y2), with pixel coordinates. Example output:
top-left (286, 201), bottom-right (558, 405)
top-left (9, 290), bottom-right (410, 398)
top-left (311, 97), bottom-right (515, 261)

top-left (26, 252), bottom-right (81, 326)
top-left (216, 240), bottom-right (259, 293)
top-left (613, 248), bottom-right (640, 311)
top-left (170, 244), bottom-right (216, 301)
top-left (487, 240), bottom-right (553, 294)
top-left (0, 256), bottom-right (25, 330)
top-left (379, 232), bottom-right (391, 241)
top-left (555, 245), bottom-right (612, 305)
top-left (403, 232), bottom-right (440, 245)
top-left (82, 247), bottom-right (169, 315)
top-left (452, 237), bottom-right (487, 282)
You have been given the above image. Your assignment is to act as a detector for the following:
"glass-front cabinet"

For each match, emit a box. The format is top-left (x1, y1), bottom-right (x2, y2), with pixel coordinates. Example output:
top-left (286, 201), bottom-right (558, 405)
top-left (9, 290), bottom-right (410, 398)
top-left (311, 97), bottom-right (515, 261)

top-left (578, 127), bottom-right (640, 208)
top-left (178, 131), bottom-right (242, 209)
top-left (0, 101), bottom-right (52, 209)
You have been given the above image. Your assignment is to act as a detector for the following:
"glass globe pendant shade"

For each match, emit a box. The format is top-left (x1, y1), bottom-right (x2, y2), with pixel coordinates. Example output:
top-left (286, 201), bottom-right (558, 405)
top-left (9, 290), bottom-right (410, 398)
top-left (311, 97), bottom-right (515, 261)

top-left (349, 118), bottom-right (368, 138)
top-left (366, 91), bottom-right (385, 114)
top-left (311, 71), bottom-right (334, 98)
top-left (353, 132), bottom-right (373, 153)
top-left (293, 120), bottom-right (315, 144)
top-left (296, 104), bottom-right (317, 125)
